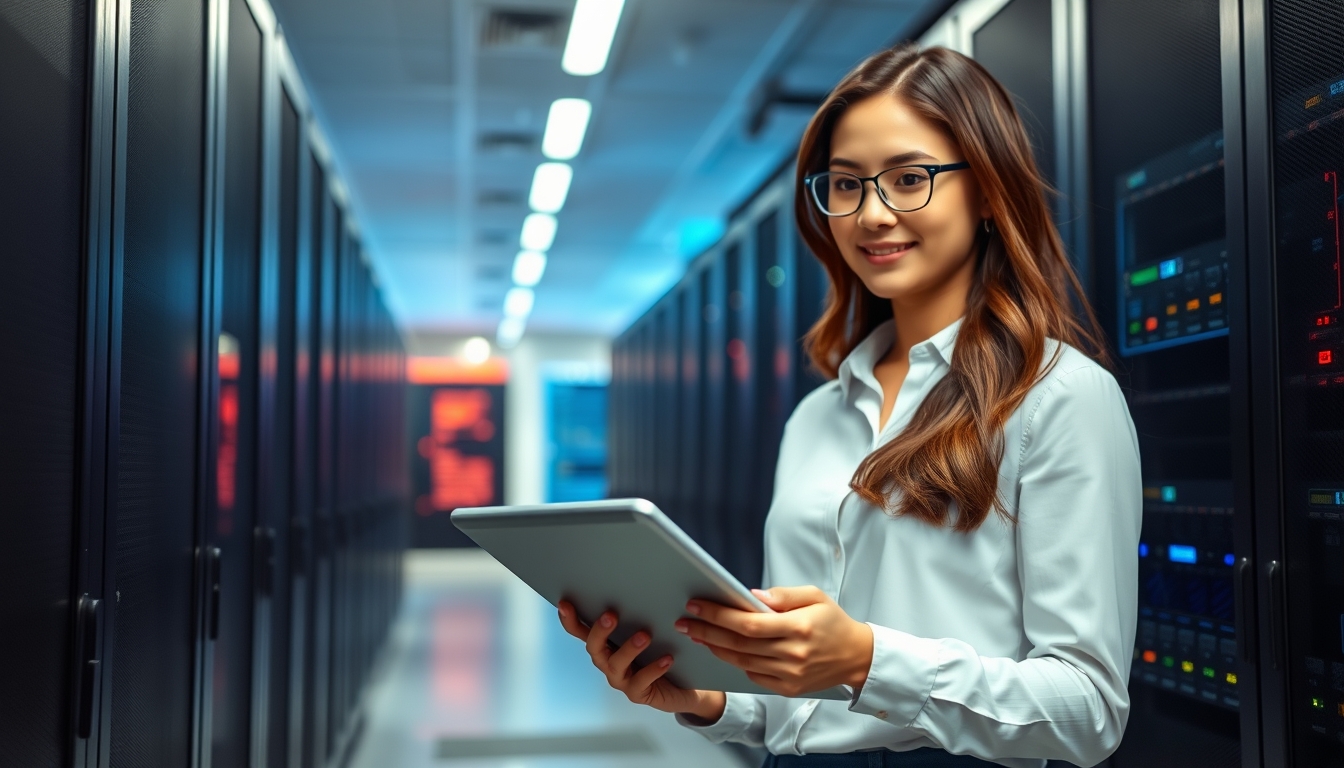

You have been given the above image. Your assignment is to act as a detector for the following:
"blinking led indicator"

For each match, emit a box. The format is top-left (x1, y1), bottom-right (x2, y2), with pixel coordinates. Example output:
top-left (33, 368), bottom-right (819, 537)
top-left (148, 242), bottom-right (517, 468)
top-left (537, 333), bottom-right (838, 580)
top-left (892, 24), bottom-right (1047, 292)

top-left (1210, 292), bottom-right (1223, 305)
top-left (1226, 672), bottom-right (1238, 685)
top-left (1145, 317), bottom-right (1159, 332)
top-left (1167, 304), bottom-right (1178, 316)
top-left (1311, 696), bottom-right (1326, 709)
top-left (1143, 650), bottom-right (1157, 664)
top-left (1186, 298), bottom-right (1201, 311)
top-left (1181, 660), bottom-right (1195, 674)
top-left (1321, 350), bottom-right (1334, 365)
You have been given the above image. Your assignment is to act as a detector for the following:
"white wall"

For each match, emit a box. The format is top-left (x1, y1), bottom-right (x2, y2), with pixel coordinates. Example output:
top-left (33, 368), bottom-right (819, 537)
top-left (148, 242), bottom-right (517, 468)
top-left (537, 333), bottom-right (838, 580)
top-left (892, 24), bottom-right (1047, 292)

top-left (502, 333), bottom-right (611, 505)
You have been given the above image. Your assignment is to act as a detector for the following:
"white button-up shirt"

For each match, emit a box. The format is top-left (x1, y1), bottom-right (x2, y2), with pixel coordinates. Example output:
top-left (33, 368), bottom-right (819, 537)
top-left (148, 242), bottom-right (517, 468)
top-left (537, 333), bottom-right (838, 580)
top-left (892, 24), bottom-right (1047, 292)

top-left (680, 318), bottom-right (1142, 768)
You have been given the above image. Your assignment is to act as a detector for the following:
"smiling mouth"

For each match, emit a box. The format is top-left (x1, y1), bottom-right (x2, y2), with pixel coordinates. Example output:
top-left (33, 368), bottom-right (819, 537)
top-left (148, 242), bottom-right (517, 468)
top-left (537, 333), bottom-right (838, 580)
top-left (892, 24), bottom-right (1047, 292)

top-left (859, 242), bottom-right (915, 257)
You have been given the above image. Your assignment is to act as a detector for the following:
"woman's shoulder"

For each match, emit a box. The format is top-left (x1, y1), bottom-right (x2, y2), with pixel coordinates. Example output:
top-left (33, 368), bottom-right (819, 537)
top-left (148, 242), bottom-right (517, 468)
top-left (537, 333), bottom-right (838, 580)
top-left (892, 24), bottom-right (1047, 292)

top-left (1024, 339), bottom-right (1127, 418)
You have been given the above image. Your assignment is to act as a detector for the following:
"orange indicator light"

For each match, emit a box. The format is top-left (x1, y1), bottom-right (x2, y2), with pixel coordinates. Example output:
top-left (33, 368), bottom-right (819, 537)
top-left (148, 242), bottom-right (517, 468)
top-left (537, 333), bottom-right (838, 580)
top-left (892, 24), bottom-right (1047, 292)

top-left (1186, 298), bottom-right (1201, 311)
top-left (1142, 650), bottom-right (1157, 664)
top-left (1210, 292), bottom-right (1222, 305)
top-left (1166, 304), bottom-right (1178, 316)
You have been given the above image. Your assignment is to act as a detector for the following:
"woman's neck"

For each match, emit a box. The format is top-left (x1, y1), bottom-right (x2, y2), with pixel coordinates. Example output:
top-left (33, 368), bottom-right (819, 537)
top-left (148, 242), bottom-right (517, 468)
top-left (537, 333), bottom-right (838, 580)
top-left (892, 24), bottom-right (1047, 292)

top-left (882, 262), bottom-right (974, 364)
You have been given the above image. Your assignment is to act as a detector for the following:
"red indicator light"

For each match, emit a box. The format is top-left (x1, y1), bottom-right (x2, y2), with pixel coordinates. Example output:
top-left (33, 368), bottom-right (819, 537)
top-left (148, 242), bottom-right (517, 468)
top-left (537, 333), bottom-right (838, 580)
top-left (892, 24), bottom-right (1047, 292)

top-left (1320, 350), bottom-right (1334, 365)
top-left (1142, 650), bottom-right (1157, 664)
top-left (1145, 317), bottom-right (1158, 332)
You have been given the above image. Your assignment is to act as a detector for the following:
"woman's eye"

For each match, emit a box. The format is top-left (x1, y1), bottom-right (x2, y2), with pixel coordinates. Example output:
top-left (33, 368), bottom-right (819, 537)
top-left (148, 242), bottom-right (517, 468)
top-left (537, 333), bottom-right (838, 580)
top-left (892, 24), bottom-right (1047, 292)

top-left (834, 178), bottom-right (860, 192)
top-left (896, 173), bottom-right (927, 187)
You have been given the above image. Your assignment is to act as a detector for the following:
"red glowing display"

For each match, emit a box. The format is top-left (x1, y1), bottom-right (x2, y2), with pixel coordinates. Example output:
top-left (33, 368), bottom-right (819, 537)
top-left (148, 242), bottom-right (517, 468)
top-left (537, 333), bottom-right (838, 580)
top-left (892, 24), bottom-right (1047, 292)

top-left (1320, 350), bottom-right (1334, 365)
top-left (416, 388), bottom-right (499, 513)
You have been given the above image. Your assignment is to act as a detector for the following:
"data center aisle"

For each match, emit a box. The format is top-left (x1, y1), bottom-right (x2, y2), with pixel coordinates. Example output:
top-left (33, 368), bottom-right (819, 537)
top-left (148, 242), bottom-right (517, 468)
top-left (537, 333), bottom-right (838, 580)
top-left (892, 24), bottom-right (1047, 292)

top-left (348, 550), bottom-right (752, 768)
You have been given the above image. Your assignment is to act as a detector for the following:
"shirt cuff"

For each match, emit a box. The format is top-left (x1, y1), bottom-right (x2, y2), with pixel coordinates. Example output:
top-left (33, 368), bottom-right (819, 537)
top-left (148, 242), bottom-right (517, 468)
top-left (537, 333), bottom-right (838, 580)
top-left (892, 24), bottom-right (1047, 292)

top-left (849, 623), bottom-right (944, 727)
top-left (675, 692), bottom-right (757, 742)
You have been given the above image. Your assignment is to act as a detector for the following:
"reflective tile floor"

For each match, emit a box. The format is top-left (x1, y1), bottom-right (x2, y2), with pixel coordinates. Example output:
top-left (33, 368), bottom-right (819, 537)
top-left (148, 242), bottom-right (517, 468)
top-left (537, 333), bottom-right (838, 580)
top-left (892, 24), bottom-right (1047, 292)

top-left (347, 549), bottom-right (754, 768)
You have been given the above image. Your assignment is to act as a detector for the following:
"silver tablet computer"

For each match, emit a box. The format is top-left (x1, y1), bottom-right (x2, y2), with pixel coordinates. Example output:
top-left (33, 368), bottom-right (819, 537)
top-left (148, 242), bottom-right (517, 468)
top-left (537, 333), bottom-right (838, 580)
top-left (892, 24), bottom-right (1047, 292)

top-left (450, 498), bottom-right (849, 700)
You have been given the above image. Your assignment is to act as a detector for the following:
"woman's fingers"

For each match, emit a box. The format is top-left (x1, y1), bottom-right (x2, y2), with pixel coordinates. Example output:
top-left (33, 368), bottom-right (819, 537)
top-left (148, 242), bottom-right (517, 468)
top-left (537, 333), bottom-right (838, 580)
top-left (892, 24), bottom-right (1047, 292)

top-left (626, 655), bottom-right (674, 696)
top-left (606, 631), bottom-right (651, 683)
top-left (585, 610), bottom-right (618, 664)
top-left (677, 619), bottom-right (759, 653)
top-left (702, 641), bottom-right (791, 677)
top-left (556, 602), bottom-right (589, 641)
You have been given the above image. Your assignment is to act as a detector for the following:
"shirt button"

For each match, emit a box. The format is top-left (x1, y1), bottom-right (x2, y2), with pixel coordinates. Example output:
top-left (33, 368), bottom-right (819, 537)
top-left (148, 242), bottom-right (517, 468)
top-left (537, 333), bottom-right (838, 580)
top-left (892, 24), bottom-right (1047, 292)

top-left (876, 710), bottom-right (889, 720)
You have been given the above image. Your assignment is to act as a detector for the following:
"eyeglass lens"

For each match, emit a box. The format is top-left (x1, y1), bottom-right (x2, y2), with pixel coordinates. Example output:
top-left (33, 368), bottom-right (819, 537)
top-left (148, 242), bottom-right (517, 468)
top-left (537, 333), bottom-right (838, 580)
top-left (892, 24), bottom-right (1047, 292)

top-left (810, 167), bottom-right (933, 215)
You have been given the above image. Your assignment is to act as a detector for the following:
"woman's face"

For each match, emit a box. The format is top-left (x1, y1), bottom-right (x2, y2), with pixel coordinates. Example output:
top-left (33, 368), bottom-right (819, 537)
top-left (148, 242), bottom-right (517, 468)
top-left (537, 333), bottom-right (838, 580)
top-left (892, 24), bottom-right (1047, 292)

top-left (825, 93), bottom-right (990, 306)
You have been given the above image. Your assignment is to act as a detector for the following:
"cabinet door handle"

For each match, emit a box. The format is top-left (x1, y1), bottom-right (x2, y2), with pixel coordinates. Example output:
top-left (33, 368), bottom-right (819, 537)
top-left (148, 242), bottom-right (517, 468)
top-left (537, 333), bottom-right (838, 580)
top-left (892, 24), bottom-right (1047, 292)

top-left (1266, 559), bottom-right (1284, 671)
top-left (1234, 557), bottom-right (1256, 663)
top-left (75, 595), bottom-right (101, 739)
top-left (254, 526), bottom-right (276, 597)
top-left (207, 547), bottom-right (223, 641)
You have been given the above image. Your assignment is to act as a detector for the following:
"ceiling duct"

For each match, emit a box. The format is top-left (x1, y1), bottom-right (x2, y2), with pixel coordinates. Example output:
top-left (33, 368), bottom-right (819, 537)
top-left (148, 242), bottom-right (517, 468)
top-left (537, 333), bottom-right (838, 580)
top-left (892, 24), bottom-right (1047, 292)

top-left (477, 130), bottom-right (537, 154)
top-left (481, 8), bottom-right (569, 50)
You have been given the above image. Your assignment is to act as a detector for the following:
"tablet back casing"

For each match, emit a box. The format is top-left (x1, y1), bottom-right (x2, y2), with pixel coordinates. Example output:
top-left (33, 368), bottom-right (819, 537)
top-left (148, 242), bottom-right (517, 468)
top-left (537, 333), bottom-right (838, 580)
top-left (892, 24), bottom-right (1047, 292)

top-left (451, 499), bottom-right (848, 700)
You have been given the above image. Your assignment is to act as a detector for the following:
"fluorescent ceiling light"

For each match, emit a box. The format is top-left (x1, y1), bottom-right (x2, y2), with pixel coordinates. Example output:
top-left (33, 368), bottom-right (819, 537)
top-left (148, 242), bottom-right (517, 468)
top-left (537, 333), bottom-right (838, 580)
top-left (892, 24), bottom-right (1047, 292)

top-left (520, 213), bottom-right (557, 251)
top-left (512, 250), bottom-right (548, 287)
top-left (497, 316), bottom-right (526, 349)
top-left (504, 286), bottom-right (535, 318)
top-left (462, 337), bottom-right (491, 365)
top-left (529, 162), bottom-right (573, 214)
top-left (543, 98), bottom-right (592, 160)
top-left (562, 0), bottom-right (626, 76)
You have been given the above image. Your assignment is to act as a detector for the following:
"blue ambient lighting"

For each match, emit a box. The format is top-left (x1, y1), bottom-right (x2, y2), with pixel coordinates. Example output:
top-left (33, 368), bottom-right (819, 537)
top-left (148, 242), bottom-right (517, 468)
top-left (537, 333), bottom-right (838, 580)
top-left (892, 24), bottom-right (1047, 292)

top-left (1168, 545), bottom-right (1198, 564)
top-left (1224, 553), bottom-right (1236, 567)
top-left (1139, 543), bottom-right (1150, 558)
top-left (1161, 486), bottom-right (1178, 502)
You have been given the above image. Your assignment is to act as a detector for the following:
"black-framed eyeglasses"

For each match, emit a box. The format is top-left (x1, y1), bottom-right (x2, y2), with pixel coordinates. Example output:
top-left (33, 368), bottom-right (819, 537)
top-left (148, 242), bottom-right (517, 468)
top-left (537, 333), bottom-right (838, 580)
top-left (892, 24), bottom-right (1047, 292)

top-left (803, 162), bottom-right (971, 216)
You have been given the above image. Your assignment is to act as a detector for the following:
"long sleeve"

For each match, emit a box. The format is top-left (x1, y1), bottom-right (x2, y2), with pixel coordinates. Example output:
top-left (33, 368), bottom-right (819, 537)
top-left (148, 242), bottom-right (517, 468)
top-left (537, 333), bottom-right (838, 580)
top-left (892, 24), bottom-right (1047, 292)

top-left (848, 364), bottom-right (1142, 767)
top-left (675, 692), bottom-right (769, 746)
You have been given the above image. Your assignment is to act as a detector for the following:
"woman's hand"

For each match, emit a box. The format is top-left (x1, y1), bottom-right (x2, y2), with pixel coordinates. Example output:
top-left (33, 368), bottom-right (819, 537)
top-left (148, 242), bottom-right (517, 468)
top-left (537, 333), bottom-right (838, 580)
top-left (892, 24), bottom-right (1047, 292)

top-left (675, 586), bottom-right (874, 698)
top-left (557, 601), bottom-right (726, 722)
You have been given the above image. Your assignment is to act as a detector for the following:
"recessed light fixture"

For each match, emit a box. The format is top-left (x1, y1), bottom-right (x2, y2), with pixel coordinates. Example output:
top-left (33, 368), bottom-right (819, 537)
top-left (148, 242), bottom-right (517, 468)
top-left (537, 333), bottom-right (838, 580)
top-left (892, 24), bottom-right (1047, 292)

top-left (497, 316), bottom-right (527, 348)
top-left (528, 162), bottom-right (573, 214)
top-left (520, 213), bottom-right (557, 251)
top-left (542, 98), bottom-right (592, 160)
top-left (512, 250), bottom-right (548, 287)
top-left (504, 286), bottom-right (535, 318)
top-left (561, 0), bottom-right (626, 76)
top-left (462, 337), bottom-right (491, 365)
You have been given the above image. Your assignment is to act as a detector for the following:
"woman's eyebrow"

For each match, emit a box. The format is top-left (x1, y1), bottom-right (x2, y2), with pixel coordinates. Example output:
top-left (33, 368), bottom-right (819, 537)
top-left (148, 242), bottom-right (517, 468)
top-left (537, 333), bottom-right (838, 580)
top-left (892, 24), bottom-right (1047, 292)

top-left (829, 150), bottom-right (939, 169)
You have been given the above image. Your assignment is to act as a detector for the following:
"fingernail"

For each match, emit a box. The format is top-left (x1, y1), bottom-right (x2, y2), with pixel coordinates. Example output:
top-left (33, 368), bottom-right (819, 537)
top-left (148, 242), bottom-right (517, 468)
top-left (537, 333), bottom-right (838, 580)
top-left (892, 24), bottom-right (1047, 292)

top-left (674, 621), bottom-right (689, 633)
top-left (633, 634), bottom-right (648, 648)
top-left (685, 602), bottom-right (701, 616)
top-left (659, 657), bottom-right (672, 668)
top-left (601, 614), bottom-right (614, 628)
top-left (754, 589), bottom-right (773, 601)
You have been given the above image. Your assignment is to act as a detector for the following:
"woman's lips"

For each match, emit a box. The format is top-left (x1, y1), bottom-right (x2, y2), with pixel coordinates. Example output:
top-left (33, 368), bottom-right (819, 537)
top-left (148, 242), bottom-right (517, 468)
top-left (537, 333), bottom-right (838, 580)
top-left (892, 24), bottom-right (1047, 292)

top-left (859, 242), bottom-right (914, 265)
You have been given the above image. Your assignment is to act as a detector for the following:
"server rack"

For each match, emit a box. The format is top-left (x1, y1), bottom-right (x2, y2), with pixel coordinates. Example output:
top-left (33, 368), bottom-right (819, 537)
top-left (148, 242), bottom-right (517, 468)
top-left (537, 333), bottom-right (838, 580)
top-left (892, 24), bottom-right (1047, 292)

top-left (0, 0), bottom-right (410, 765)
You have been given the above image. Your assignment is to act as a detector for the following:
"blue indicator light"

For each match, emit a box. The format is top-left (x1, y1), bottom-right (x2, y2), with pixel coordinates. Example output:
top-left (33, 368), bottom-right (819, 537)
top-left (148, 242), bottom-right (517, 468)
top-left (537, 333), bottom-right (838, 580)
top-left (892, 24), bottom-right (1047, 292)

top-left (1332, 79), bottom-right (1344, 97)
top-left (1128, 299), bottom-right (1144, 320)
top-left (1161, 486), bottom-right (1177, 502)
top-left (1127, 169), bottom-right (1148, 190)
top-left (1336, 491), bottom-right (1344, 506)
top-left (1139, 543), bottom-right (1150, 558)
top-left (1159, 258), bottom-right (1183, 279)
top-left (1224, 553), bottom-right (1236, 567)
top-left (1169, 545), bottom-right (1198, 564)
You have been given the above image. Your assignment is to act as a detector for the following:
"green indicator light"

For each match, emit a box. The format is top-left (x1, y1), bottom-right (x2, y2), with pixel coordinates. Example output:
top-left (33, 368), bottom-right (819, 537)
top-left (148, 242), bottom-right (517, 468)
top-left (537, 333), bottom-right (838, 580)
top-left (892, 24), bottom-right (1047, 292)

top-left (1203, 667), bottom-right (1216, 678)
top-left (1162, 656), bottom-right (1175, 668)
top-left (1130, 266), bottom-right (1160, 287)
top-left (1129, 321), bottom-right (1141, 335)
top-left (1311, 697), bottom-right (1325, 709)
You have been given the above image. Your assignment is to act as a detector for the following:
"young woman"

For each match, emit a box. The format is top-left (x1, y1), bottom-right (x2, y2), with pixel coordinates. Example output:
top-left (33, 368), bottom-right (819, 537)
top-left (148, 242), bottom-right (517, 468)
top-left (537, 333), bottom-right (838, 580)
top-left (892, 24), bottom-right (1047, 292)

top-left (557, 44), bottom-right (1141, 768)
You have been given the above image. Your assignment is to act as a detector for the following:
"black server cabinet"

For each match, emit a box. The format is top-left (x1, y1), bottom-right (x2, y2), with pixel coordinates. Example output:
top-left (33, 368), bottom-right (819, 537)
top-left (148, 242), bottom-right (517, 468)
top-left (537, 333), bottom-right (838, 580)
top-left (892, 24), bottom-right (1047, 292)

top-left (656, 302), bottom-right (682, 526)
top-left (971, 0), bottom-right (1056, 193)
top-left (679, 279), bottom-right (705, 544)
top-left (212, 0), bottom-right (268, 762)
top-left (723, 242), bottom-right (756, 585)
top-left (0, 1), bottom-right (92, 764)
top-left (793, 230), bottom-right (829, 407)
top-left (747, 211), bottom-right (787, 587)
top-left (108, 0), bottom-right (215, 764)
top-left (1089, 0), bottom-right (1249, 765)
top-left (1262, 0), bottom-right (1344, 761)
top-left (700, 260), bottom-right (729, 566)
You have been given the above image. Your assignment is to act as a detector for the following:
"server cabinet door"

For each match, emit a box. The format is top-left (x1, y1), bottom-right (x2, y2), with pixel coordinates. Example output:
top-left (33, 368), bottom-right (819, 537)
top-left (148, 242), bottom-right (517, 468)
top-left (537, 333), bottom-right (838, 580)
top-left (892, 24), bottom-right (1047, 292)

top-left (1088, 0), bottom-right (1249, 765)
top-left (971, 0), bottom-right (1056, 192)
top-left (211, 0), bottom-right (269, 762)
top-left (108, 0), bottom-right (212, 764)
top-left (792, 232), bottom-right (829, 406)
top-left (723, 242), bottom-right (756, 585)
top-left (679, 279), bottom-right (705, 543)
top-left (1263, 1), bottom-right (1344, 762)
top-left (748, 211), bottom-right (787, 588)
top-left (700, 260), bottom-right (729, 566)
top-left (0, 1), bottom-right (90, 763)
top-left (655, 303), bottom-right (682, 524)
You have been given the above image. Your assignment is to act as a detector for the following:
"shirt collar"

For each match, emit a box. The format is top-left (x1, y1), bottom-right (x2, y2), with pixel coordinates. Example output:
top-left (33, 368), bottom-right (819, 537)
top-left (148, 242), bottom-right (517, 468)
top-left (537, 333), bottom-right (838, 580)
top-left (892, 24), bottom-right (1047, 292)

top-left (837, 316), bottom-right (964, 400)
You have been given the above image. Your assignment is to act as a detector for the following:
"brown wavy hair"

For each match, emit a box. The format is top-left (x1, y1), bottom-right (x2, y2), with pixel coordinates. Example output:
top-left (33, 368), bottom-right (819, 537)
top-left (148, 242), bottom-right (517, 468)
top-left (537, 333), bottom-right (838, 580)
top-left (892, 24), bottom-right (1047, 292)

top-left (794, 43), bottom-right (1110, 533)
